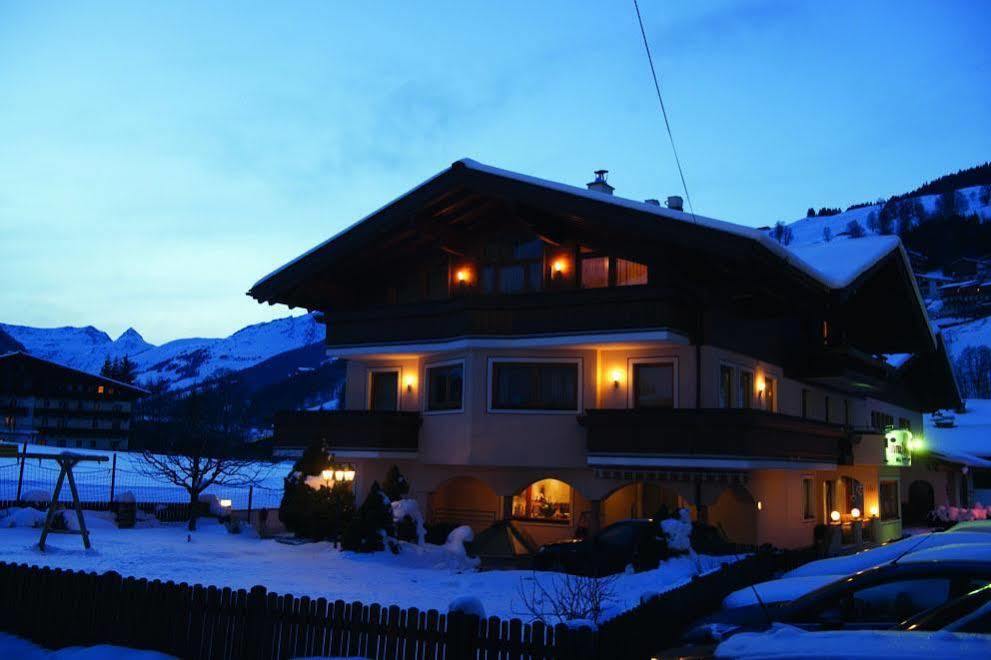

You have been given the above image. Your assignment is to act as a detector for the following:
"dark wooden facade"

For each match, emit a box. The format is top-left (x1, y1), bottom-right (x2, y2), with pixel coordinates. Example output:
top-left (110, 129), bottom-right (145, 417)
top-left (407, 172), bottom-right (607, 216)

top-left (274, 410), bottom-right (421, 454)
top-left (579, 408), bottom-right (852, 465)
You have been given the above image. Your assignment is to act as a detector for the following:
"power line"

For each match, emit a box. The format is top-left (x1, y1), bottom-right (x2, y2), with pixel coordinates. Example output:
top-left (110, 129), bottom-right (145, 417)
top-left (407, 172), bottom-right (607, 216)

top-left (632, 0), bottom-right (697, 223)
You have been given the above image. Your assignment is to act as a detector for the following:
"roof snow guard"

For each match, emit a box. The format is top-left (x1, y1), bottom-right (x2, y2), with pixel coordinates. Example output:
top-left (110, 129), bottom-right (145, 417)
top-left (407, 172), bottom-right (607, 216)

top-left (248, 158), bottom-right (935, 351)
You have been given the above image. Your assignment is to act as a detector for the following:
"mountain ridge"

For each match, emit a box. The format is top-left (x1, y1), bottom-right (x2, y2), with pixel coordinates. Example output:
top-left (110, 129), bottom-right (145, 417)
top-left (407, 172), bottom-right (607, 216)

top-left (0, 312), bottom-right (324, 391)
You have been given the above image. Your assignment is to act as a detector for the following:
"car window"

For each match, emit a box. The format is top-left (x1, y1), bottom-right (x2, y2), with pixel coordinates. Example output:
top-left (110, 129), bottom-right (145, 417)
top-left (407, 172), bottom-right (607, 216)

top-left (835, 579), bottom-right (950, 623)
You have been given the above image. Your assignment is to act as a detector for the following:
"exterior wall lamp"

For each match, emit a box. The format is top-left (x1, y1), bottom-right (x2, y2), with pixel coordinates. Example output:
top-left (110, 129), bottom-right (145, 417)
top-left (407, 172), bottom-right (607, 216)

top-left (405, 375), bottom-right (415, 394)
top-left (610, 369), bottom-right (623, 390)
top-left (829, 510), bottom-right (841, 524)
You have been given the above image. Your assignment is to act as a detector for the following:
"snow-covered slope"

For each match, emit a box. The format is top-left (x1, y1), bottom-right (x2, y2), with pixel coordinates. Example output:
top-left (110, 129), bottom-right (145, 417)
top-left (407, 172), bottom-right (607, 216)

top-left (784, 185), bottom-right (991, 249)
top-left (0, 313), bottom-right (324, 390)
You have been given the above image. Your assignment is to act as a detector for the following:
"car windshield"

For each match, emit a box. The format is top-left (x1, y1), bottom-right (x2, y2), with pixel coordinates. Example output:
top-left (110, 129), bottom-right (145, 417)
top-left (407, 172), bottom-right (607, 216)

top-left (898, 583), bottom-right (991, 632)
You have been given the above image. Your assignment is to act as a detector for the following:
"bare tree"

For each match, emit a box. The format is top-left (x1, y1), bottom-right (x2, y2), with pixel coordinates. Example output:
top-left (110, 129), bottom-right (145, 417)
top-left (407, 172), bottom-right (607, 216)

top-left (517, 572), bottom-right (618, 625)
top-left (136, 379), bottom-right (264, 530)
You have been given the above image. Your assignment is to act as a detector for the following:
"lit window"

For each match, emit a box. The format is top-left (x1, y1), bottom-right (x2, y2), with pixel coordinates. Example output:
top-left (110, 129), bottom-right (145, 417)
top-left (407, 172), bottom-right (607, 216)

top-left (426, 363), bottom-right (463, 412)
top-left (616, 258), bottom-right (648, 286)
top-left (580, 257), bottom-right (609, 288)
top-left (512, 479), bottom-right (572, 524)
top-left (97, 386), bottom-right (104, 395)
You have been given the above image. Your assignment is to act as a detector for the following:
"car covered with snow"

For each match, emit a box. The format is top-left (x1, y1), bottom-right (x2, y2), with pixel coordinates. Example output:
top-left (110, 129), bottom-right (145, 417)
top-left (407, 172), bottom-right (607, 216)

top-left (713, 624), bottom-right (991, 658)
top-left (686, 559), bottom-right (991, 645)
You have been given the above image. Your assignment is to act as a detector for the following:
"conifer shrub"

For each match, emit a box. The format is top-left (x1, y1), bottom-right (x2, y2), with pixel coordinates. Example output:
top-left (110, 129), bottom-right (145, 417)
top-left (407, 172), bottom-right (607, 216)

top-left (279, 442), bottom-right (355, 541)
top-left (340, 481), bottom-right (396, 553)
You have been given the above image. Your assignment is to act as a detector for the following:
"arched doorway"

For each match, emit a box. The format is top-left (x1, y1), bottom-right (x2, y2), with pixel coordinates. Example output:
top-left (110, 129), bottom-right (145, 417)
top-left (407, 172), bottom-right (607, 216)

top-left (906, 480), bottom-right (935, 525)
top-left (510, 477), bottom-right (588, 546)
top-left (601, 482), bottom-right (690, 528)
top-left (428, 476), bottom-right (500, 533)
top-left (707, 485), bottom-right (757, 547)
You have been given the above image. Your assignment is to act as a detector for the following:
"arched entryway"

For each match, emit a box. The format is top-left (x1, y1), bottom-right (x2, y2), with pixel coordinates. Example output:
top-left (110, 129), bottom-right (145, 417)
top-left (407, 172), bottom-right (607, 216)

top-left (510, 477), bottom-right (589, 546)
top-left (906, 480), bottom-right (935, 525)
top-left (601, 482), bottom-right (689, 528)
top-left (707, 485), bottom-right (757, 547)
top-left (428, 476), bottom-right (500, 533)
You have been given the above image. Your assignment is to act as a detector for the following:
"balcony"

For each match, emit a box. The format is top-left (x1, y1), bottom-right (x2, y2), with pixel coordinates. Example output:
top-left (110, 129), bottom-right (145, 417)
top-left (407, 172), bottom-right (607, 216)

top-left (273, 410), bottom-right (421, 455)
top-left (579, 408), bottom-right (851, 466)
top-left (325, 286), bottom-right (693, 349)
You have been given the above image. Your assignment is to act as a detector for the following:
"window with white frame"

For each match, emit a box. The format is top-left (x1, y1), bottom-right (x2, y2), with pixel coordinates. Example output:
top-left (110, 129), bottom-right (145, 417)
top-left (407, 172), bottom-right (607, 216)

top-left (426, 361), bottom-right (464, 412)
top-left (489, 359), bottom-right (580, 411)
top-left (631, 359), bottom-right (677, 409)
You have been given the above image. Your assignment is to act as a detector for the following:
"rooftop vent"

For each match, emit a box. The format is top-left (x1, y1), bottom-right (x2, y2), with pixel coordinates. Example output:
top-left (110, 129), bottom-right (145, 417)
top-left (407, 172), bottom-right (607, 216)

top-left (586, 169), bottom-right (614, 195)
top-left (644, 198), bottom-right (660, 206)
top-left (666, 195), bottom-right (684, 212)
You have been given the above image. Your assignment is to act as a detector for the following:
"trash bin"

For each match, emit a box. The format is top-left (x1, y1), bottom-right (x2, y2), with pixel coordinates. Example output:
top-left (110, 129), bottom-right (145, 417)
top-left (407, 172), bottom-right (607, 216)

top-left (116, 491), bottom-right (136, 529)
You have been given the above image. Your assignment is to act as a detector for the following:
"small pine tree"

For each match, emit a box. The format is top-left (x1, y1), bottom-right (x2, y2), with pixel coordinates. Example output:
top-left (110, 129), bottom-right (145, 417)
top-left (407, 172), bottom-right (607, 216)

top-left (845, 220), bottom-right (865, 239)
top-left (100, 356), bottom-right (115, 379)
top-left (116, 355), bottom-right (137, 384)
top-left (279, 442), bottom-right (356, 540)
top-left (382, 465), bottom-right (410, 502)
top-left (822, 226), bottom-right (833, 243)
top-left (771, 221), bottom-right (793, 246)
top-left (341, 481), bottom-right (395, 553)
top-left (806, 207), bottom-right (816, 218)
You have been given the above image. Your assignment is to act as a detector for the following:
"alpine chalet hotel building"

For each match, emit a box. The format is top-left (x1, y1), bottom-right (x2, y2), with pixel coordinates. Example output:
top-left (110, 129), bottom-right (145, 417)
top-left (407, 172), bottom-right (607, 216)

top-left (251, 160), bottom-right (960, 549)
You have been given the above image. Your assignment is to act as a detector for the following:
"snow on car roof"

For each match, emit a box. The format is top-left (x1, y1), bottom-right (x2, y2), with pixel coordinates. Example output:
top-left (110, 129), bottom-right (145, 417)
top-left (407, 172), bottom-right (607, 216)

top-left (715, 623), bottom-right (991, 658)
top-left (901, 543), bottom-right (991, 564)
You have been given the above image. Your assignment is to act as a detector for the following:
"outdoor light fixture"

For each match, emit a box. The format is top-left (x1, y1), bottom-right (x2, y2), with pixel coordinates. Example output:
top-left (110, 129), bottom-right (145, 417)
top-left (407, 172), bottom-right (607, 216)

top-left (611, 369), bottom-right (623, 389)
top-left (343, 469), bottom-right (356, 482)
top-left (870, 506), bottom-right (879, 518)
top-left (851, 507), bottom-right (861, 519)
top-left (551, 258), bottom-right (568, 279)
top-left (455, 268), bottom-right (471, 285)
top-left (321, 469), bottom-right (333, 483)
top-left (220, 499), bottom-right (232, 508)
top-left (334, 469), bottom-right (344, 481)
top-left (756, 500), bottom-right (763, 511)
top-left (405, 375), bottom-right (415, 393)
top-left (830, 510), bottom-right (840, 523)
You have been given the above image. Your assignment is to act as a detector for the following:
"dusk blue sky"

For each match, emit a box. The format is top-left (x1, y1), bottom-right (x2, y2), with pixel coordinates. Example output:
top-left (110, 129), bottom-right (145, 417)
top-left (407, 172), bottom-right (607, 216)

top-left (2, 1), bottom-right (989, 344)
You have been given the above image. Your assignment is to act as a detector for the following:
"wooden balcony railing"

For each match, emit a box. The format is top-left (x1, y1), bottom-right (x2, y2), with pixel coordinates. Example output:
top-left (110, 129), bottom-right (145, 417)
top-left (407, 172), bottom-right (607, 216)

top-left (579, 408), bottom-right (851, 465)
top-left (273, 410), bottom-right (421, 453)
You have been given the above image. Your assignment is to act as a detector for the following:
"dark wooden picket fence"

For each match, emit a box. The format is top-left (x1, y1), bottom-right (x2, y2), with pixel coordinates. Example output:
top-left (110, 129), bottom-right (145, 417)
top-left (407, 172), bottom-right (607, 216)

top-left (0, 550), bottom-right (801, 659)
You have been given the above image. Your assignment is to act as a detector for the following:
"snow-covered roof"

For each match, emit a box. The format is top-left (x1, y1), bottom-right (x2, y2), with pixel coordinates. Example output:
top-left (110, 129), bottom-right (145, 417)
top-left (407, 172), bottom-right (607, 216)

top-left (252, 158), bottom-right (915, 296)
top-left (924, 399), bottom-right (991, 467)
top-left (458, 159), bottom-right (905, 290)
top-left (0, 351), bottom-right (149, 395)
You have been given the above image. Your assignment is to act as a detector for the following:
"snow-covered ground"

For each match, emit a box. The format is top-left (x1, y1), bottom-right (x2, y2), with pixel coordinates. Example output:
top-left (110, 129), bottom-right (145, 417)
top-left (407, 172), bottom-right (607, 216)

top-left (0, 443), bottom-right (290, 509)
top-left (0, 633), bottom-right (173, 659)
top-left (0, 633), bottom-right (172, 660)
top-left (0, 510), bottom-right (735, 622)
top-left (924, 399), bottom-right (991, 468)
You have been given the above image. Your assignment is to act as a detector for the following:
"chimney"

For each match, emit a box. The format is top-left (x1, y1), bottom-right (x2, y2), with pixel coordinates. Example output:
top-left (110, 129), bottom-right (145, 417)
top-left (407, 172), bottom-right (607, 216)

top-left (666, 195), bottom-right (684, 212)
top-left (586, 169), bottom-right (614, 195)
top-left (644, 198), bottom-right (660, 206)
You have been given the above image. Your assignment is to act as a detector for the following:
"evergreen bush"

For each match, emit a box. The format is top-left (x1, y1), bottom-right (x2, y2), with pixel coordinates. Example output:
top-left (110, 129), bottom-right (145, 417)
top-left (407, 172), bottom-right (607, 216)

top-left (279, 442), bottom-right (355, 541)
top-left (341, 481), bottom-right (396, 552)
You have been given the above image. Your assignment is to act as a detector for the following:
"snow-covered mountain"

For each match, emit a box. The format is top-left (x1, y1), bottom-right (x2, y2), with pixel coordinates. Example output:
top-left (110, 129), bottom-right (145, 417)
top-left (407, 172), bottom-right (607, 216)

top-left (782, 185), bottom-right (991, 249)
top-left (0, 313), bottom-right (324, 391)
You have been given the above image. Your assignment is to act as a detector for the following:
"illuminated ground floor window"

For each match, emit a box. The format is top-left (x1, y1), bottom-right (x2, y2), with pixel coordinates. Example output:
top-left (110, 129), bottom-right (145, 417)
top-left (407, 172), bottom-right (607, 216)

top-left (512, 478), bottom-right (572, 524)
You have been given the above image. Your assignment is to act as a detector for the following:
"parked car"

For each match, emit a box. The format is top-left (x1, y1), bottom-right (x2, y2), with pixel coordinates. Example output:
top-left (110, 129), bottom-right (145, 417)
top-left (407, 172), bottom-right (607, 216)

top-left (532, 519), bottom-right (666, 576)
top-left (897, 581), bottom-right (991, 632)
top-left (685, 559), bottom-right (991, 644)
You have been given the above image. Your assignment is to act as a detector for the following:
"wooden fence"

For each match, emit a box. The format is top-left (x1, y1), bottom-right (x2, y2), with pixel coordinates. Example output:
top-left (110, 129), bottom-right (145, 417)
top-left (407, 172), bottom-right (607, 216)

top-left (0, 551), bottom-right (799, 659)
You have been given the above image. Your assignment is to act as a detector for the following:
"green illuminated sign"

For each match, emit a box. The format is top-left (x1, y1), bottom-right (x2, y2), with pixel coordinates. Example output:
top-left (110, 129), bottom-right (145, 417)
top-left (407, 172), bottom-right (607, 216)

top-left (884, 428), bottom-right (913, 467)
